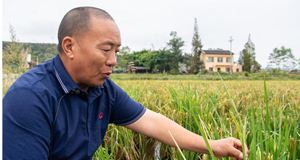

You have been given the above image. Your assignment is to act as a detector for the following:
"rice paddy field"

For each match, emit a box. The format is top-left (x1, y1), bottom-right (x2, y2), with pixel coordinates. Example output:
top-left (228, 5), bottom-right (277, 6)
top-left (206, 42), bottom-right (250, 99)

top-left (96, 79), bottom-right (300, 160)
top-left (3, 75), bottom-right (300, 159)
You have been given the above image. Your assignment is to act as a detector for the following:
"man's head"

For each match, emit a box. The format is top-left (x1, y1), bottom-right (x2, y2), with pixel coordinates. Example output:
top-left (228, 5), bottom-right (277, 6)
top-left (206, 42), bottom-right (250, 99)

top-left (57, 7), bottom-right (121, 91)
top-left (57, 7), bottom-right (114, 53)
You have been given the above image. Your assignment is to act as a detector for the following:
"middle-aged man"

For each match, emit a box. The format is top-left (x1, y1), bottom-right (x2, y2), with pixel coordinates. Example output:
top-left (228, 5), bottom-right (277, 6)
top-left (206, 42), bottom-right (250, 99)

top-left (3, 7), bottom-right (249, 160)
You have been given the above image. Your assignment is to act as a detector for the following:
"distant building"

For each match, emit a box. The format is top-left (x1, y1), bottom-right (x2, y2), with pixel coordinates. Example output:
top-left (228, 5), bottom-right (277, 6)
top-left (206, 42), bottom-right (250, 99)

top-left (127, 61), bottom-right (150, 74)
top-left (200, 50), bottom-right (242, 73)
top-left (179, 63), bottom-right (187, 73)
top-left (289, 69), bottom-right (300, 73)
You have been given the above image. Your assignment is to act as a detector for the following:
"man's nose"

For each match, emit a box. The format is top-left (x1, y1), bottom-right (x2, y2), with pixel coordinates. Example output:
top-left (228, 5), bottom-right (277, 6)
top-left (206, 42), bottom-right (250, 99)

top-left (106, 52), bottom-right (117, 67)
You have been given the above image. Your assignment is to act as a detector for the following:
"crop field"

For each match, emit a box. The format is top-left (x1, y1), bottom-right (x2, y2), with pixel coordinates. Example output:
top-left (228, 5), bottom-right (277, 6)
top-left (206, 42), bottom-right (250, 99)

top-left (96, 80), bottom-right (300, 160)
top-left (3, 76), bottom-right (300, 159)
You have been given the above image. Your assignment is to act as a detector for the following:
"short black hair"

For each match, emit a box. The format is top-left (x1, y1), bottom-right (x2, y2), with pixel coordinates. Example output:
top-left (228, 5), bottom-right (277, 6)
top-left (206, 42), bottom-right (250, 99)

top-left (57, 7), bottom-right (114, 53)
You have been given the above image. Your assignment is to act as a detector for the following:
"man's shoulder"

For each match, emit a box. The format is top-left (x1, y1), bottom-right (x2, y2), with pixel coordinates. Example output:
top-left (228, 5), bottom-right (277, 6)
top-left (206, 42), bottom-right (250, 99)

top-left (102, 78), bottom-right (122, 92)
top-left (6, 60), bottom-right (57, 96)
top-left (103, 78), bottom-right (116, 88)
top-left (101, 78), bottom-right (130, 99)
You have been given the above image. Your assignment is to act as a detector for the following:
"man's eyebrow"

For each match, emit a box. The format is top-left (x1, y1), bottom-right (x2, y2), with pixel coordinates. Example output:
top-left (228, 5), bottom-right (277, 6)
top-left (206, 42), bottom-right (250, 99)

top-left (101, 41), bottom-right (121, 47)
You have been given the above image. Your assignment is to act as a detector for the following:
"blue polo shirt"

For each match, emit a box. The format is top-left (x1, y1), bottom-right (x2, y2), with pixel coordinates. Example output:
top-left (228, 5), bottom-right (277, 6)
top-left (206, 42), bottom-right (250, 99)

top-left (3, 54), bottom-right (146, 160)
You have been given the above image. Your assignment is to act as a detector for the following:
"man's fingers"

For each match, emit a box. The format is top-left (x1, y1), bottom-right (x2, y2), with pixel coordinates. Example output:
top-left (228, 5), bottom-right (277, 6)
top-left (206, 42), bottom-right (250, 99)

top-left (238, 153), bottom-right (244, 159)
top-left (212, 137), bottom-right (248, 159)
top-left (231, 138), bottom-right (248, 159)
top-left (233, 138), bottom-right (249, 152)
top-left (230, 146), bottom-right (243, 159)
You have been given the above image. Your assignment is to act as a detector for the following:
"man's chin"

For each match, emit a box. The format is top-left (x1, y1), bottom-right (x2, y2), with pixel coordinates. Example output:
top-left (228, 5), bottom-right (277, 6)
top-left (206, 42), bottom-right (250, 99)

top-left (93, 79), bottom-right (106, 87)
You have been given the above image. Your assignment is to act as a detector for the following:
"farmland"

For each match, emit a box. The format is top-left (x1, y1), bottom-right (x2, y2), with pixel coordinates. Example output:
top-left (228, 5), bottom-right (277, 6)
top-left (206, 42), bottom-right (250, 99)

top-left (3, 76), bottom-right (300, 159)
top-left (96, 79), bottom-right (300, 159)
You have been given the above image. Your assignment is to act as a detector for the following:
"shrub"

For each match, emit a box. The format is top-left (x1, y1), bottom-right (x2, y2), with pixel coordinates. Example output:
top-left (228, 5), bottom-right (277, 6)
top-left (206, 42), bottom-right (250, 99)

top-left (170, 69), bottom-right (178, 75)
top-left (221, 72), bottom-right (229, 76)
top-left (200, 69), bottom-right (208, 74)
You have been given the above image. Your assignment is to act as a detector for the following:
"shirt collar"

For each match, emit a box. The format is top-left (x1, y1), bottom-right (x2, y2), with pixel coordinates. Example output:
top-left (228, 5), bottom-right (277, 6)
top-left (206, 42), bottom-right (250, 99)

top-left (53, 54), bottom-right (79, 94)
top-left (53, 54), bottom-right (104, 97)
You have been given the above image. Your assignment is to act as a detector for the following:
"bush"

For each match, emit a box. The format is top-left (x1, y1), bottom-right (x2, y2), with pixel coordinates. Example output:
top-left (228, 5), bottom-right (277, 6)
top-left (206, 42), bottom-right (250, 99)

top-left (244, 72), bottom-right (249, 77)
top-left (271, 68), bottom-right (280, 75)
top-left (170, 69), bottom-right (178, 75)
top-left (200, 69), bottom-right (208, 74)
top-left (221, 72), bottom-right (229, 76)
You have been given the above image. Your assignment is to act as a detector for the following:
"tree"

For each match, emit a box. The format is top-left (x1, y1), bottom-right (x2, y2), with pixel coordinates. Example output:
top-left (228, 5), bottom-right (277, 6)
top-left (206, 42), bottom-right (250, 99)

top-left (238, 34), bottom-right (260, 72)
top-left (267, 46), bottom-right (299, 70)
top-left (117, 46), bottom-right (131, 69)
top-left (2, 24), bottom-right (26, 73)
top-left (167, 31), bottom-right (184, 74)
top-left (190, 18), bottom-right (203, 74)
top-left (237, 51), bottom-right (244, 67)
top-left (182, 53), bottom-right (193, 71)
top-left (150, 48), bottom-right (171, 73)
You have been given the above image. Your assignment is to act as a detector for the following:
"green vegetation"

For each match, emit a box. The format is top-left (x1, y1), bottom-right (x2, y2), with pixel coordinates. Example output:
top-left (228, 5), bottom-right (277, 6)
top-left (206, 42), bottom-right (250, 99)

top-left (3, 41), bottom-right (57, 70)
top-left (2, 24), bottom-right (299, 159)
top-left (3, 74), bottom-right (300, 159)
top-left (109, 71), bottom-right (300, 81)
top-left (2, 25), bottom-right (57, 73)
top-left (190, 18), bottom-right (204, 74)
top-left (238, 34), bottom-right (261, 72)
top-left (92, 79), bottom-right (299, 159)
top-left (267, 46), bottom-right (300, 70)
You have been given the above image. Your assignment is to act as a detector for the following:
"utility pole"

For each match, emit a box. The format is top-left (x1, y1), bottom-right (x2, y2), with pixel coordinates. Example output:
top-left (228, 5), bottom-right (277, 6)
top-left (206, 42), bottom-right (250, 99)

top-left (229, 36), bottom-right (234, 76)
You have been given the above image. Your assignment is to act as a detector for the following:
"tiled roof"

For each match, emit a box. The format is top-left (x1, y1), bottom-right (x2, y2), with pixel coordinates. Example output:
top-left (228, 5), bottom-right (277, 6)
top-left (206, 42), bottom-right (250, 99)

top-left (202, 50), bottom-right (234, 55)
top-left (134, 67), bottom-right (150, 70)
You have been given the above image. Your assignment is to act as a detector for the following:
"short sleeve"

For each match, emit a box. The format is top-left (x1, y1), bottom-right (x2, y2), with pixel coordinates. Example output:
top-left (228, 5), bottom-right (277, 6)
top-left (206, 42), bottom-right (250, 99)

top-left (3, 87), bottom-right (53, 160)
top-left (108, 81), bottom-right (146, 126)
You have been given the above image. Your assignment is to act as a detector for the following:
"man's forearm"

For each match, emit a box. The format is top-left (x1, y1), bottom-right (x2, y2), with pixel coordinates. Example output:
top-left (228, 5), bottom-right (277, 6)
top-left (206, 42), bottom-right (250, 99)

top-left (125, 109), bottom-right (210, 154)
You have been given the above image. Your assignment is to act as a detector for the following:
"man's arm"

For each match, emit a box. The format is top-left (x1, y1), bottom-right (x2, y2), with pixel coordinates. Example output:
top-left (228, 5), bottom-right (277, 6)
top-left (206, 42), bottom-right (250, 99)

top-left (125, 109), bottom-right (248, 159)
top-left (3, 87), bottom-right (51, 160)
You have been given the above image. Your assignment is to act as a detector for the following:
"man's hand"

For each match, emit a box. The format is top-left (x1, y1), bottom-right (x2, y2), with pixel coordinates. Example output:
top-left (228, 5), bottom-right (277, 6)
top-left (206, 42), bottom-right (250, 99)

top-left (210, 137), bottom-right (249, 160)
top-left (126, 109), bottom-right (249, 159)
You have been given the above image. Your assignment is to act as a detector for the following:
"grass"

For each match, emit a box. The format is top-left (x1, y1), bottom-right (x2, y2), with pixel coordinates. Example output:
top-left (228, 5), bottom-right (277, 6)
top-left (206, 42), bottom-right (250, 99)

top-left (98, 79), bottom-right (300, 159)
top-left (109, 71), bottom-right (300, 81)
top-left (3, 73), bottom-right (300, 159)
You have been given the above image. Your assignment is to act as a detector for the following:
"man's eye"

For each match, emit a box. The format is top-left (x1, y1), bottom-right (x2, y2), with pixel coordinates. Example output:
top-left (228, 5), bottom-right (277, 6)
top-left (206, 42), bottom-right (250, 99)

top-left (103, 50), bottom-right (110, 52)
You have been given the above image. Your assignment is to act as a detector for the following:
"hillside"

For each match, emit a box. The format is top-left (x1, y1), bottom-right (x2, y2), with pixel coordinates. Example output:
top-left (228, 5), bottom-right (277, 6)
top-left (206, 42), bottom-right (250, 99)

top-left (2, 41), bottom-right (58, 64)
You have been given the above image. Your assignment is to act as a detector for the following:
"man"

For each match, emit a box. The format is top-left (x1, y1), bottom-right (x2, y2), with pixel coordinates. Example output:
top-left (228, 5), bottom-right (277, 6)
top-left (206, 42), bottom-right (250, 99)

top-left (3, 7), bottom-right (248, 160)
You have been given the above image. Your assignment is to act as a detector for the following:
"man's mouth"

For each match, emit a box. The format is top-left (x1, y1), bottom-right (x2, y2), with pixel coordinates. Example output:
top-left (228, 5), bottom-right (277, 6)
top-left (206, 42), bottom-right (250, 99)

top-left (101, 72), bottom-right (111, 78)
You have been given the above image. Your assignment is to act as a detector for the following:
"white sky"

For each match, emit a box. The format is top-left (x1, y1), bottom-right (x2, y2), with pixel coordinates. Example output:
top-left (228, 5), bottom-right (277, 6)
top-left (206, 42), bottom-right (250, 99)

top-left (2, 0), bottom-right (300, 68)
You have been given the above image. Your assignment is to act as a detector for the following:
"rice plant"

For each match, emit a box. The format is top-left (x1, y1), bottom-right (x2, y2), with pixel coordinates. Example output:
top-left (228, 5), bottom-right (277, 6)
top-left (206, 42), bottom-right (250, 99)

top-left (3, 74), bottom-right (299, 159)
top-left (97, 80), bottom-right (300, 159)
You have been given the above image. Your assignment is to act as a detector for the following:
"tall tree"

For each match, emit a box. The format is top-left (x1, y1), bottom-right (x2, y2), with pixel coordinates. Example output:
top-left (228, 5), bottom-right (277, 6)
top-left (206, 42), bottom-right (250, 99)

top-left (167, 31), bottom-right (184, 74)
top-left (2, 24), bottom-right (26, 73)
top-left (190, 18), bottom-right (203, 74)
top-left (238, 34), bottom-right (260, 72)
top-left (267, 46), bottom-right (298, 70)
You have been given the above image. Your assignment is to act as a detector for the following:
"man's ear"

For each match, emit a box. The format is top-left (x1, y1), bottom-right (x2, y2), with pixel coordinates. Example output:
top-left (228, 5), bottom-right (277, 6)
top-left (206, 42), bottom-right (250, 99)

top-left (62, 36), bottom-right (75, 59)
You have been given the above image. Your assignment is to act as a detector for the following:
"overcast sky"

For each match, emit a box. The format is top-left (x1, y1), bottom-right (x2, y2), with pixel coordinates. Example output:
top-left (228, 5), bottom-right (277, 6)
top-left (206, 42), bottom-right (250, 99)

top-left (2, 0), bottom-right (300, 68)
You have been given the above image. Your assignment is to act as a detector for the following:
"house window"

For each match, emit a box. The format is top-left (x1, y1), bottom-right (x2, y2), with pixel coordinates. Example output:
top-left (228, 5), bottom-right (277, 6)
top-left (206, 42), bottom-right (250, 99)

top-left (226, 68), bottom-right (230, 72)
top-left (209, 67), bottom-right (213, 72)
top-left (226, 58), bottom-right (231, 63)
top-left (217, 68), bottom-right (221, 72)
top-left (218, 57), bottom-right (223, 62)
top-left (208, 57), bottom-right (214, 62)
top-left (236, 69), bottom-right (239, 72)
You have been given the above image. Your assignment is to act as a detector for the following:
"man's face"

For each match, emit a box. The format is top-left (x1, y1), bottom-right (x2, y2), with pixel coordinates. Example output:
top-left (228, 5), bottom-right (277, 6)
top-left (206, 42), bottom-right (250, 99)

top-left (72, 17), bottom-right (121, 91)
